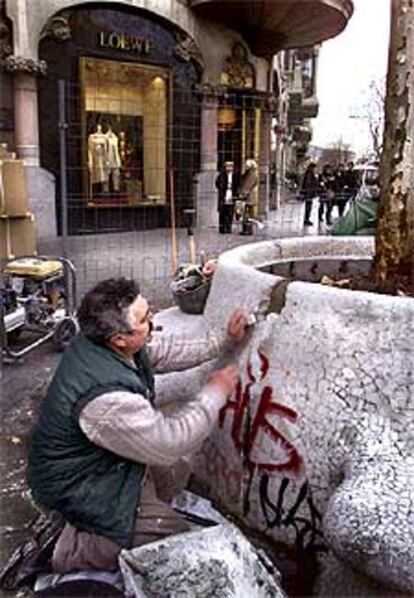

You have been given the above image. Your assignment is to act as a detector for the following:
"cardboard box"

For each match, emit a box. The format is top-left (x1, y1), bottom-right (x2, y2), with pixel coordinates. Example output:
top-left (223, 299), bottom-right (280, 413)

top-left (0, 160), bottom-right (30, 216)
top-left (0, 214), bottom-right (37, 260)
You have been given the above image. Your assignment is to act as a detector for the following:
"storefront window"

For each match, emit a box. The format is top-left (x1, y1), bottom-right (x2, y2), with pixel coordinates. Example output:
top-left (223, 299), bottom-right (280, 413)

top-left (80, 56), bottom-right (169, 207)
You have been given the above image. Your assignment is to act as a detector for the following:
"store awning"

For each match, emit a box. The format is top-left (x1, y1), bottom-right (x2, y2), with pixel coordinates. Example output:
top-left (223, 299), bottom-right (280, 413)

top-left (190, 0), bottom-right (354, 56)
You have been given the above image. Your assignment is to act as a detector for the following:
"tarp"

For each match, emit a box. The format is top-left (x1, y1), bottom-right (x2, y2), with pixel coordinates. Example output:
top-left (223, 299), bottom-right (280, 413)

top-left (331, 198), bottom-right (378, 236)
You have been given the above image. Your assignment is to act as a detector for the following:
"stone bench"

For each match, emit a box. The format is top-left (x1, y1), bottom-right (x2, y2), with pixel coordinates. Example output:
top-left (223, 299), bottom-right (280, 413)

top-left (155, 236), bottom-right (414, 596)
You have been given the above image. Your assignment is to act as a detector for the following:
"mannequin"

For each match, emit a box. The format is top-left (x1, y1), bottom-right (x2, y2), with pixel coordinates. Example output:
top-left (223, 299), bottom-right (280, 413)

top-left (105, 125), bottom-right (121, 192)
top-left (88, 124), bottom-right (109, 192)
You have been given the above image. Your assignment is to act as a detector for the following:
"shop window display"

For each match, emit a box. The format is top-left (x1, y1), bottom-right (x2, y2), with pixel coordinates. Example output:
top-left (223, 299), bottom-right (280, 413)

top-left (80, 56), bottom-right (169, 206)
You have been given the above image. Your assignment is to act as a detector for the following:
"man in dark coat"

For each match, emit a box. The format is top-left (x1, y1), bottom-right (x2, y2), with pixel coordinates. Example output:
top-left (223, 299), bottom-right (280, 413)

top-left (318, 163), bottom-right (336, 225)
top-left (301, 162), bottom-right (318, 226)
top-left (215, 161), bottom-right (240, 234)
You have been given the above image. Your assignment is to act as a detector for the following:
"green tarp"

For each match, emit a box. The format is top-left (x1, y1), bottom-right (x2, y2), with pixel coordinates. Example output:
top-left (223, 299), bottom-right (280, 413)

top-left (331, 199), bottom-right (378, 236)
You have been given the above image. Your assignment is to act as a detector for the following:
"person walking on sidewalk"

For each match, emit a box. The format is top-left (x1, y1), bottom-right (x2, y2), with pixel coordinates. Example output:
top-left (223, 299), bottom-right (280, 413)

top-left (318, 163), bottom-right (336, 225)
top-left (333, 163), bottom-right (348, 218)
top-left (28, 277), bottom-right (247, 573)
top-left (301, 162), bottom-right (318, 226)
top-left (216, 161), bottom-right (239, 234)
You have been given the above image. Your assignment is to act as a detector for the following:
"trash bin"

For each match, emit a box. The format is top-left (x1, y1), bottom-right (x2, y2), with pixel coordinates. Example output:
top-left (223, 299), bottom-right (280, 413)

top-left (171, 279), bottom-right (211, 315)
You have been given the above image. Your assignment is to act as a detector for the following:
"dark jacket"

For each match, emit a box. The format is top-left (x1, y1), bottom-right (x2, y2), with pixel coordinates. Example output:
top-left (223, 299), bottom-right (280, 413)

top-left (301, 168), bottom-right (318, 199)
top-left (28, 335), bottom-right (154, 548)
top-left (215, 170), bottom-right (240, 211)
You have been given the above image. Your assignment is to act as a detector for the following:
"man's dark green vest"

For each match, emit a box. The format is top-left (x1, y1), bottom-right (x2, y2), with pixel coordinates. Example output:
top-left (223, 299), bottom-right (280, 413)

top-left (28, 335), bottom-right (154, 548)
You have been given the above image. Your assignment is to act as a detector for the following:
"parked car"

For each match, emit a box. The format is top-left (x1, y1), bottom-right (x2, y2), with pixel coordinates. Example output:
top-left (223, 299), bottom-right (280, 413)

top-left (354, 163), bottom-right (379, 195)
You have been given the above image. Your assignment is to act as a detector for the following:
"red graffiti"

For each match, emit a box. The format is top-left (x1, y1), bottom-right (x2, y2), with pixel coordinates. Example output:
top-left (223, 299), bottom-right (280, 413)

top-left (219, 351), bottom-right (302, 475)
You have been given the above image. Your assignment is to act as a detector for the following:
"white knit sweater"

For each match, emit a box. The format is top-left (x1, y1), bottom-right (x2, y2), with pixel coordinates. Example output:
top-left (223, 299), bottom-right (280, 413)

top-left (79, 329), bottom-right (228, 467)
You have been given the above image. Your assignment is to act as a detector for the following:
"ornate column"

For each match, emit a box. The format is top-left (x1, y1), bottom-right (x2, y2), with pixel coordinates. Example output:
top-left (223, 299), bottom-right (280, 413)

top-left (311, 46), bottom-right (320, 97)
top-left (193, 83), bottom-right (220, 227)
top-left (3, 56), bottom-right (47, 166)
top-left (199, 86), bottom-right (218, 171)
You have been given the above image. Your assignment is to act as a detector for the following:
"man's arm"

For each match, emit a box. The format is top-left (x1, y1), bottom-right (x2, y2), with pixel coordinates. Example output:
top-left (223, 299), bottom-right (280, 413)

top-left (147, 309), bottom-right (247, 374)
top-left (78, 366), bottom-right (238, 467)
top-left (146, 328), bottom-right (223, 374)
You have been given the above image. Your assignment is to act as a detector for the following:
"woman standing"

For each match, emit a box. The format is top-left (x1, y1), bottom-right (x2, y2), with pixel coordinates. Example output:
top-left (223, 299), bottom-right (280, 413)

top-left (238, 159), bottom-right (259, 235)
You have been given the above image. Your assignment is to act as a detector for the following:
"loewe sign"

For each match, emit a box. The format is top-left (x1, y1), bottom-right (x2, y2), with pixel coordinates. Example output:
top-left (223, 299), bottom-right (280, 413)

top-left (98, 31), bottom-right (151, 55)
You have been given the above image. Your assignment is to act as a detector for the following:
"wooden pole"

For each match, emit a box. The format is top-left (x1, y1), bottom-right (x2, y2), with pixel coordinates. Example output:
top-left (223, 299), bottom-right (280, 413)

top-left (188, 233), bottom-right (196, 264)
top-left (169, 169), bottom-right (178, 274)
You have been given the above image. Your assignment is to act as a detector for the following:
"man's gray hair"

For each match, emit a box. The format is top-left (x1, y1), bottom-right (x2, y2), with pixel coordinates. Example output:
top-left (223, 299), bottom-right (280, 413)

top-left (77, 278), bottom-right (140, 343)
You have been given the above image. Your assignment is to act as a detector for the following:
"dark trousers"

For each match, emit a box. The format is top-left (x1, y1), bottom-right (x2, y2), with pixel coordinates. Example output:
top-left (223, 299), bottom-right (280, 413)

top-left (336, 192), bottom-right (352, 217)
top-left (304, 200), bottom-right (313, 223)
top-left (319, 200), bottom-right (333, 224)
top-left (219, 204), bottom-right (234, 233)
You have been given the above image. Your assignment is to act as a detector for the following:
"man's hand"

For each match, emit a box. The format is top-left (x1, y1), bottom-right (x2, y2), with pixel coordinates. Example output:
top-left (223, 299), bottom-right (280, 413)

top-left (227, 308), bottom-right (248, 344)
top-left (206, 365), bottom-right (239, 398)
top-left (202, 260), bottom-right (218, 277)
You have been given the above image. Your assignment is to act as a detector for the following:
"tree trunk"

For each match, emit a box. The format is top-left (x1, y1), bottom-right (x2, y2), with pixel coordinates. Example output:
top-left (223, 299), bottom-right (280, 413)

top-left (374, 0), bottom-right (414, 286)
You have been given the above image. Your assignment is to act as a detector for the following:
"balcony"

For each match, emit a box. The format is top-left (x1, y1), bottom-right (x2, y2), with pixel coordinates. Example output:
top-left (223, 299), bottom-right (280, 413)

top-left (190, 0), bottom-right (354, 56)
top-left (288, 95), bottom-right (319, 126)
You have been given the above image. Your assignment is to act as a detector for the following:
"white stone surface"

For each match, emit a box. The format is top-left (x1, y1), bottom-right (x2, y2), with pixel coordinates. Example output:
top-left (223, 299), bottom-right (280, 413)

top-left (156, 237), bottom-right (414, 595)
top-left (120, 523), bottom-right (286, 598)
top-left (219, 236), bottom-right (375, 269)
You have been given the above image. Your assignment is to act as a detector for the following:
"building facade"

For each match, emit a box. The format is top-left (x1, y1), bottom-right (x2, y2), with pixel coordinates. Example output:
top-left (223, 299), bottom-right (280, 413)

top-left (0, 0), bottom-right (353, 237)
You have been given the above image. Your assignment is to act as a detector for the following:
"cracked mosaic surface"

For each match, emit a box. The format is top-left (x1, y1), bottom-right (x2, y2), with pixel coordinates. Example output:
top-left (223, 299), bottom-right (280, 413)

top-left (156, 238), bottom-right (414, 595)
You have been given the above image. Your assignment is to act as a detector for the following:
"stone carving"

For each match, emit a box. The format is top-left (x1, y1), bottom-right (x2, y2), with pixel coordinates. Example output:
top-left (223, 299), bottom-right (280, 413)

top-left (2, 55), bottom-right (47, 75)
top-left (155, 236), bottom-right (414, 595)
top-left (174, 32), bottom-right (204, 73)
top-left (0, 20), bottom-right (11, 58)
top-left (220, 42), bottom-right (255, 89)
top-left (40, 15), bottom-right (71, 43)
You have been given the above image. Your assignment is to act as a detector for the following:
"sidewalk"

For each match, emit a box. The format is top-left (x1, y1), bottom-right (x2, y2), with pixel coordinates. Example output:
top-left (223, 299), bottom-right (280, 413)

top-left (37, 199), bottom-right (313, 309)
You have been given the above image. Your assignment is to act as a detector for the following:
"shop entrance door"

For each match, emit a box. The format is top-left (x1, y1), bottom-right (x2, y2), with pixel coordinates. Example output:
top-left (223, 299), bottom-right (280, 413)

top-left (217, 93), bottom-right (261, 205)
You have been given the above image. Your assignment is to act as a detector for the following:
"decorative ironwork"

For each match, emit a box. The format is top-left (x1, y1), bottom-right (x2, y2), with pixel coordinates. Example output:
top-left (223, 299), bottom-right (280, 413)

top-left (174, 32), bottom-right (204, 74)
top-left (220, 43), bottom-right (255, 89)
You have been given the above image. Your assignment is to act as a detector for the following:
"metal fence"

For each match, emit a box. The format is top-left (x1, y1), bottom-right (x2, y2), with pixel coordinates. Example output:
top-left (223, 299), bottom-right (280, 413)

top-left (36, 77), bottom-right (305, 309)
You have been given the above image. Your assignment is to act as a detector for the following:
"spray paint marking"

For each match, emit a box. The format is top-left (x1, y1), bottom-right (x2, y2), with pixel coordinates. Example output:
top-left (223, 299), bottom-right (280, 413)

top-left (219, 350), bottom-right (303, 474)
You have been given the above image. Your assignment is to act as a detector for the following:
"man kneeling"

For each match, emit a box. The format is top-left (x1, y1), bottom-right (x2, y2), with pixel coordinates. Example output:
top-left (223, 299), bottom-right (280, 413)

top-left (27, 278), bottom-right (246, 573)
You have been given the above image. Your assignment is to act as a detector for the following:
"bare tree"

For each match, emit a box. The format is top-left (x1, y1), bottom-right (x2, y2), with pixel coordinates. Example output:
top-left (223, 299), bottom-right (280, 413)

top-left (374, 0), bottom-right (414, 288)
top-left (319, 139), bottom-right (354, 166)
top-left (365, 78), bottom-right (386, 163)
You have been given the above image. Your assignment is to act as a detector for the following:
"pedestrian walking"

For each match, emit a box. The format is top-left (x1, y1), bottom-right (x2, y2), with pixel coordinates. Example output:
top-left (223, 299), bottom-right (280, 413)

top-left (318, 163), bottom-right (335, 225)
top-left (301, 162), bottom-right (318, 226)
top-left (344, 161), bottom-right (359, 203)
top-left (333, 163), bottom-right (348, 217)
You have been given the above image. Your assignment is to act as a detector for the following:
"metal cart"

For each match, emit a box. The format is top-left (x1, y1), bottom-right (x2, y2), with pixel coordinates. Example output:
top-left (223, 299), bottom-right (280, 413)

top-left (0, 256), bottom-right (78, 361)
